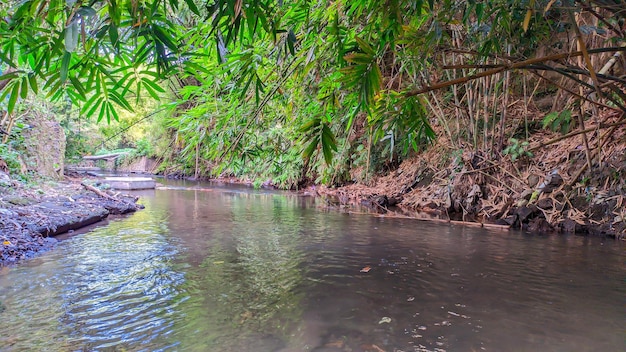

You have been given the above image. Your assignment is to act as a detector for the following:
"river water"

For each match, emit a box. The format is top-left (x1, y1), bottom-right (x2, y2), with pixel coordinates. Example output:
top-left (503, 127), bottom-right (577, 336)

top-left (0, 182), bottom-right (624, 351)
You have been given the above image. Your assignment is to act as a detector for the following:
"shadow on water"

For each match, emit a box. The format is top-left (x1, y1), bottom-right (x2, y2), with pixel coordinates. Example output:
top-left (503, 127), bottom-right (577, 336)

top-left (0, 181), bottom-right (624, 351)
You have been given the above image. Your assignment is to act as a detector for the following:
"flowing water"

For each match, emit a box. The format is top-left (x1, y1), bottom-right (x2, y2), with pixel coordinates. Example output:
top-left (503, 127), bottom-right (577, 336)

top-left (0, 182), bottom-right (624, 352)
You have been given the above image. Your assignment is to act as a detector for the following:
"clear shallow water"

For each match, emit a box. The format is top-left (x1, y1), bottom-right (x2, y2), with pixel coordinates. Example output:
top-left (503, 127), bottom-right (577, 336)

top-left (0, 182), bottom-right (624, 351)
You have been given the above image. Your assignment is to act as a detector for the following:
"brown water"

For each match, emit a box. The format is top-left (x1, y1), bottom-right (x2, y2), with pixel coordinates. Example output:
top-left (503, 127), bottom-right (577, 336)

top-left (0, 182), bottom-right (624, 351)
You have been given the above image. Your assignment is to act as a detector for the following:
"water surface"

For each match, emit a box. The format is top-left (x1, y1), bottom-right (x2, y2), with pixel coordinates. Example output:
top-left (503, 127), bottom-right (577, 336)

top-left (1, 182), bottom-right (624, 351)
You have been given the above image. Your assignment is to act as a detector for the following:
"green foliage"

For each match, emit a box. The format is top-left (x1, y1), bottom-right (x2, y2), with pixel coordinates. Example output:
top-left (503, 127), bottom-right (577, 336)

top-left (0, 143), bottom-right (22, 175)
top-left (2, 0), bottom-right (621, 187)
top-left (542, 110), bottom-right (572, 135)
top-left (0, 117), bottom-right (29, 177)
top-left (300, 118), bottom-right (337, 165)
top-left (503, 138), bottom-right (533, 161)
top-left (341, 36), bottom-right (382, 112)
top-left (0, 0), bottom-right (182, 120)
top-left (133, 137), bottom-right (155, 157)
top-left (372, 93), bottom-right (436, 159)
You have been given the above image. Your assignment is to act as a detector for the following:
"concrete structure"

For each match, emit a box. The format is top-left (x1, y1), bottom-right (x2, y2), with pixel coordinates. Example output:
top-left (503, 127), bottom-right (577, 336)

top-left (105, 177), bottom-right (156, 190)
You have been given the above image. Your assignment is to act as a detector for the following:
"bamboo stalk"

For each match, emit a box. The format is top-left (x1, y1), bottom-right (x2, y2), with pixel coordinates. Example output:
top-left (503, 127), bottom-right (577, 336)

top-left (523, 73), bottom-right (531, 140)
top-left (598, 49), bottom-right (623, 75)
top-left (571, 11), bottom-right (594, 172)
top-left (499, 45), bottom-right (512, 151)
top-left (450, 47), bottom-right (463, 146)
top-left (2, 115), bottom-right (16, 144)
top-left (570, 10), bottom-right (603, 99)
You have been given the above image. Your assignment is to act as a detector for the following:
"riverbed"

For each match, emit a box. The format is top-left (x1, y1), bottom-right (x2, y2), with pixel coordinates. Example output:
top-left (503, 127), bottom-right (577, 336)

top-left (0, 181), bottom-right (624, 351)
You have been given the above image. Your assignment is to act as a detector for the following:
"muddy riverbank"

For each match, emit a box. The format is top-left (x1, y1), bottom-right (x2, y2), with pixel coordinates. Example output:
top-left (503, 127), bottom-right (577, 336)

top-left (316, 111), bottom-right (626, 239)
top-left (0, 173), bottom-right (142, 266)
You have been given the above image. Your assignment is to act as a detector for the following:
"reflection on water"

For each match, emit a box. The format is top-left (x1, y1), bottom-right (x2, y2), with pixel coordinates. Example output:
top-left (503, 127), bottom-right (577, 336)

top-left (0, 182), bottom-right (624, 352)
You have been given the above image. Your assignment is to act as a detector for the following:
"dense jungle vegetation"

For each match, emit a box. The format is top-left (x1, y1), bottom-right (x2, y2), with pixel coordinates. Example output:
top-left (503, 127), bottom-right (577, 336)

top-left (1, 0), bottom-right (624, 190)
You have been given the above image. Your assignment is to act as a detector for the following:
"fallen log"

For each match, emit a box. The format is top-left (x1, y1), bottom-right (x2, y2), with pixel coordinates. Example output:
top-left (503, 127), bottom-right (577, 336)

top-left (81, 182), bottom-right (116, 200)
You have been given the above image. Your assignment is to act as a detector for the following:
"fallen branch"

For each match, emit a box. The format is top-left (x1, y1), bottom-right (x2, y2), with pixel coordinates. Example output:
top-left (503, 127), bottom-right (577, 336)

top-left (529, 118), bottom-right (626, 152)
top-left (81, 182), bottom-right (116, 200)
top-left (405, 46), bottom-right (626, 97)
top-left (530, 70), bottom-right (622, 112)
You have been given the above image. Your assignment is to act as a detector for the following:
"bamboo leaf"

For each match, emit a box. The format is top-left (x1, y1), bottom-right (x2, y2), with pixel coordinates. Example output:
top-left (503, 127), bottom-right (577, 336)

top-left (321, 138), bottom-right (334, 164)
top-left (98, 101), bottom-right (107, 122)
top-left (287, 29), bottom-right (296, 55)
top-left (184, 0), bottom-right (201, 16)
top-left (184, 61), bottom-right (212, 75)
top-left (69, 76), bottom-right (87, 100)
top-left (355, 36), bottom-right (376, 56)
top-left (523, 0), bottom-right (535, 32)
top-left (153, 26), bottom-right (178, 53)
top-left (523, 9), bottom-right (532, 32)
top-left (8, 82), bottom-right (20, 114)
top-left (109, 91), bottom-right (134, 111)
top-left (234, 0), bottom-right (242, 19)
top-left (544, 0), bottom-right (557, 14)
top-left (303, 137), bottom-right (319, 160)
top-left (65, 21), bottom-right (79, 52)
top-left (109, 24), bottom-right (119, 51)
top-left (321, 124), bottom-right (338, 151)
top-left (82, 94), bottom-right (102, 116)
top-left (344, 53), bottom-right (373, 64)
top-left (299, 118), bottom-right (321, 133)
top-left (28, 73), bottom-right (38, 95)
top-left (141, 77), bottom-right (166, 93)
top-left (142, 81), bottom-right (161, 100)
top-left (121, 77), bottom-right (137, 97)
top-left (60, 51), bottom-right (71, 83)
top-left (0, 71), bottom-right (21, 81)
top-left (46, 80), bottom-right (63, 100)
top-left (20, 77), bottom-right (29, 99)
top-left (109, 101), bottom-right (120, 121)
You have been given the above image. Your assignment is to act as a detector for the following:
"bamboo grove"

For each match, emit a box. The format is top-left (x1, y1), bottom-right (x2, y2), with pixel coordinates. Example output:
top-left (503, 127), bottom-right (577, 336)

top-left (1, 0), bottom-right (624, 188)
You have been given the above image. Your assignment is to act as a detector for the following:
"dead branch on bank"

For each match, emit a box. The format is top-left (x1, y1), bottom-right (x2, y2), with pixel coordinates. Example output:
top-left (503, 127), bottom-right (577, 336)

top-left (407, 46), bottom-right (626, 97)
top-left (529, 117), bottom-right (626, 151)
top-left (81, 182), bottom-right (116, 200)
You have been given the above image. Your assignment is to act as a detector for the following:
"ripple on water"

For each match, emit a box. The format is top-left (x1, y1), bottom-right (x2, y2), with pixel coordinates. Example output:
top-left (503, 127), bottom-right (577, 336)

top-left (1, 188), bottom-right (624, 352)
top-left (0, 218), bottom-right (186, 351)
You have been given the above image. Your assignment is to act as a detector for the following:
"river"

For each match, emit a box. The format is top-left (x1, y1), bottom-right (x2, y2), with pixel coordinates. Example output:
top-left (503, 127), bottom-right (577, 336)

top-left (0, 182), bottom-right (624, 351)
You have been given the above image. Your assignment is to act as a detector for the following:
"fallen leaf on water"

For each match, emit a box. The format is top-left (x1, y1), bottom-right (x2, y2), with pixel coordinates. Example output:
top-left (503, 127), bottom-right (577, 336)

top-left (360, 266), bottom-right (371, 273)
top-left (2, 241), bottom-right (11, 246)
top-left (371, 344), bottom-right (386, 352)
top-left (378, 316), bottom-right (391, 324)
top-left (362, 344), bottom-right (386, 352)
top-left (324, 339), bottom-right (345, 348)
